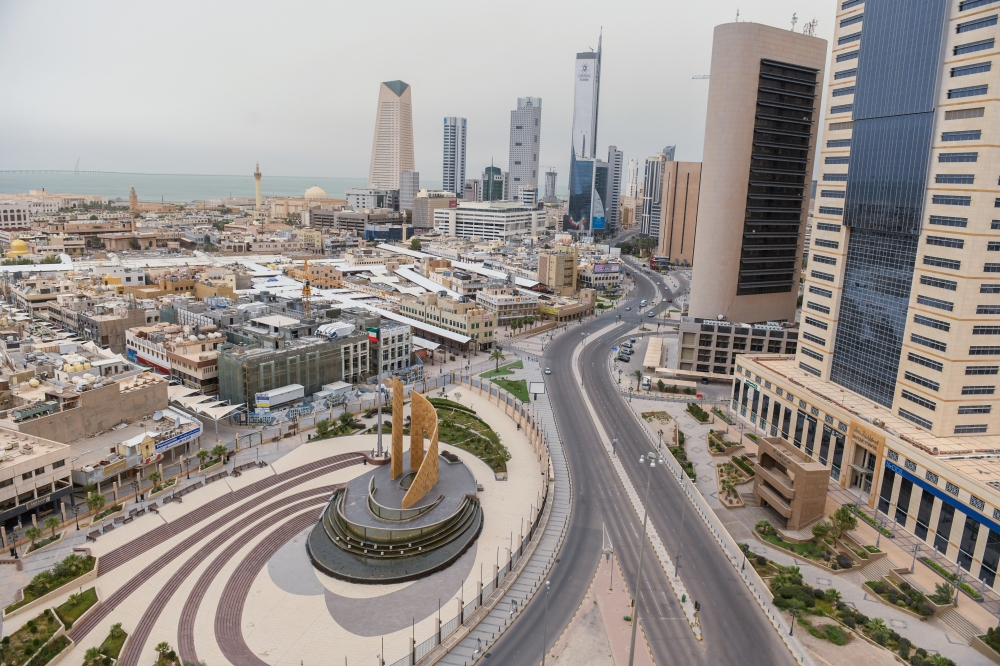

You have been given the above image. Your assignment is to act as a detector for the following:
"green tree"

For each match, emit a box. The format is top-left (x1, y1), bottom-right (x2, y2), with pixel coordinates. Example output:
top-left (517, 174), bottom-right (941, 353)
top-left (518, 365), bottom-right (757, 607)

top-left (631, 369), bottom-right (643, 390)
top-left (866, 617), bottom-right (890, 646)
top-left (24, 526), bottom-right (42, 548)
top-left (755, 519), bottom-right (774, 536)
top-left (316, 419), bottom-right (330, 437)
top-left (810, 520), bottom-right (831, 542)
top-left (110, 622), bottom-right (125, 639)
top-left (338, 411), bottom-right (353, 428)
top-left (410, 237), bottom-right (421, 251)
top-left (211, 444), bottom-right (228, 461)
top-left (155, 641), bottom-right (171, 656)
top-left (40, 255), bottom-right (62, 264)
top-left (195, 449), bottom-right (210, 465)
top-left (44, 515), bottom-right (59, 538)
top-left (830, 505), bottom-right (858, 540)
top-left (86, 492), bottom-right (106, 514)
top-left (148, 471), bottom-right (162, 489)
top-left (489, 348), bottom-right (505, 371)
top-left (84, 646), bottom-right (103, 666)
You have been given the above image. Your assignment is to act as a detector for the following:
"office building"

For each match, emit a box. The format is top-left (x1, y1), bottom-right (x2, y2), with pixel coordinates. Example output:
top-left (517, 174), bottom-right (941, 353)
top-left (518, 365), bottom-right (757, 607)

top-left (476, 287), bottom-right (540, 327)
top-left (508, 97), bottom-right (542, 200)
top-left (571, 36), bottom-right (601, 160)
top-left (656, 161), bottom-right (702, 266)
top-left (463, 179), bottom-right (482, 203)
top-left (368, 80), bottom-right (415, 190)
top-left (689, 23), bottom-right (826, 324)
top-left (640, 152), bottom-right (669, 237)
top-left (625, 159), bottom-right (640, 198)
top-left (399, 170), bottom-right (419, 212)
top-left (346, 188), bottom-right (399, 211)
top-left (606, 146), bottom-right (624, 234)
top-left (398, 292), bottom-right (497, 350)
top-left (677, 318), bottom-right (797, 376)
top-left (543, 169), bottom-right (558, 203)
top-left (442, 117), bottom-right (467, 197)
top-left (412, 190), bottom-right (457, 229)
top-left (433, 201), bottom-right (544, 241)
top-left (735, 0), bottom-right (1000, 595)
top-left (537, 246), bottom-right (578, 297)
top-left (483, 166), bottom-right (505, 202)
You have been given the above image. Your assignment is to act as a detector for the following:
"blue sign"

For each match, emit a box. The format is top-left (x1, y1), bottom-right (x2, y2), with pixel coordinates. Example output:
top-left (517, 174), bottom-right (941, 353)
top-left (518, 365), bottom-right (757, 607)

top-left (154, 425), bottom-right (203, 453)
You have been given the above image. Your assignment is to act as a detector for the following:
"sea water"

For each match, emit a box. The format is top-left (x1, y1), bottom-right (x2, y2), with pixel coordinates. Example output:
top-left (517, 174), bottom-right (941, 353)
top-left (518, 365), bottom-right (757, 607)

top-left (0, 172), bottom-right (443, 204)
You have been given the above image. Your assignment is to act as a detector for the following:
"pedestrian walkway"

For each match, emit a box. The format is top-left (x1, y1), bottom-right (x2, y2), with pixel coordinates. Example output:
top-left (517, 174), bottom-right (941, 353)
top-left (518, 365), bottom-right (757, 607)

top-left (437, 356), bottom-right (572, 665)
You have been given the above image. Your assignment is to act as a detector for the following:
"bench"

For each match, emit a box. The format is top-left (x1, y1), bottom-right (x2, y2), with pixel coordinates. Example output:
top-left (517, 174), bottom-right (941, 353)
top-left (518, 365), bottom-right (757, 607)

top-left (102, 524), bottom-right (114, 533)
top-left (113, 516), bottom-right (126, 524)
top-left (87, 531), bottom-right (100, 542)
top-left (148, 503), bottom-right (158, 513)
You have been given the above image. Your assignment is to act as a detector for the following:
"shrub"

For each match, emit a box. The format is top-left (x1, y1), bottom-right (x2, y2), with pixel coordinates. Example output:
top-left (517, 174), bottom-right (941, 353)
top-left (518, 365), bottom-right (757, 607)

top-left (835, 554), bottom-right (853, 569)
top-left (824, 624), bottom-right (847, 646)
top-left (898, 637), bottom-right (911, 660)
top-left (929, 582), bottom-right (955, 605)
top-left (887, 590), bottom-right (899, 604)
top-left (755, 519), bottom-right (774, 536)
top-left (755, 555), bottom-right (767, 566)
top-left (823, 551), bottom-right (831, 562)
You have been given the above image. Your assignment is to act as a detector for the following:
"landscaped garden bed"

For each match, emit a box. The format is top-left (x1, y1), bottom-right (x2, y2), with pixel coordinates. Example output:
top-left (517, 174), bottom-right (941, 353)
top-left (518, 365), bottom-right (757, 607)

top-left (686, 402), bottom-right (710, 423)
top-left (843, 503), bottom-right (893, 538)
top-left (53, 587), bottom-right (98, 629)
top-left (3, 607), bottom-right (62, 665)
top-left (148, 478), bottom-right (177, 497)
top-left (313, 413), bottom-right (363, 440)
top-left (96, 622), bottom-right (128, 661)
top-left (730, 454), bottom-right (755, 478)
top-left (480, 360), bottom-right (523, 379)
top-left (711, 407), bottom-right (734, 425)
top-left (641, 411), bottom-right (671, 423)
top-left (5, 554), bottom-right (96, 615)
top-left (668, 432), bottom-right (696, 480)
top-left (920, 557), bottom-right (982, 600)
top-left (489, 377), bottom-right (530, 403)
top-left (707, 430), bottom-right (742, 456)
top-left (95, 505), bottom-right (123, 521)
top-left (716, 461), bottom-right (751, 508)
top-left (26, 532), bottom-right (62, 554)
top-left (435, 404), bottom-right (511, 473)
top-left (978, 626), bottom-right (1000, 659)
top-left (754, 508), bottom-right (860, 572)
top-left (864, 579), bottom-right (935, 618)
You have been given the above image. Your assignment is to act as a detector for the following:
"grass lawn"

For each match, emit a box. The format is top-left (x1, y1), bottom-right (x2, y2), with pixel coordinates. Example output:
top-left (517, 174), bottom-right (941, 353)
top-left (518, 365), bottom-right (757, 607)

top-left (99, 626), bottom-right (128, 659)
top-left (54, 587), bottom-right (98, 629)
top-left (490, 377), bottom-right (530, 403)
top-left (436, 406), bottom-right (511, 473)
top-left (481, 360), bottom-right (523, 379)
top-left (758, 531), bottom-right (831, 563)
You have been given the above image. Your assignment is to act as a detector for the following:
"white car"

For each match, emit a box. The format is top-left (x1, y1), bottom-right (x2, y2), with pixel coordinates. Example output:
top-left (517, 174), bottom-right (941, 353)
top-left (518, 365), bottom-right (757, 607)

top-left (544, 367), bottom-right (552, 375)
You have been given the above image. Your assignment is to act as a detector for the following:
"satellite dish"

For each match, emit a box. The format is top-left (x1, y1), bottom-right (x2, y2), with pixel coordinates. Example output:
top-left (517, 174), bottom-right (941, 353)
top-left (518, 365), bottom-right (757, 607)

top-left (152, 411), bottom-right (163, 421)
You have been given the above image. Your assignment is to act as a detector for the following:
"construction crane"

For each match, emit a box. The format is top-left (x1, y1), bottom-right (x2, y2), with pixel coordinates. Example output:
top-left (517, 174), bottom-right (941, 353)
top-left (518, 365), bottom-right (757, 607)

top-left (301, 258), bottom-right (312, 317)
top-left (692, 75), bottom-right (710, 80)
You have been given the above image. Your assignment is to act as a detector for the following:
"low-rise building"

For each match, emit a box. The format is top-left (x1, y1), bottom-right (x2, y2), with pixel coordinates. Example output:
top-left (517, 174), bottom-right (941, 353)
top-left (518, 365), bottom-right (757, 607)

top-left (754, 435), bottom-right (830, 532)
top-left (433, 201), bottom-right (543, 242)
top-left (537, 246), bottom-right (578, 297)
top-left (537, 290), bottom-right (596, 322)
top-left (677, 318), bottom-right (798, 377)
top-left (577, 262), bottom-right (622, 292)
top-left (413, 190), bottom-right (457, 229)
top-left (0, 430), bottom-right (72, 537)
top-left (398, 292), bottom-right (496, 350)
top-left (476, 287), bottom-right (540, 327)
top-left (375, 321), bottom-right (413, 377)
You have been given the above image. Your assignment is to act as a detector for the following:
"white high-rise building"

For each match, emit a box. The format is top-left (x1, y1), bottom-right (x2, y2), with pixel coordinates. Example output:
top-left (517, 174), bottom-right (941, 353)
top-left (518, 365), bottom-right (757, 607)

top-left (571, 40), bottom-right (601, 160)
top-left (442, 117), bottom-right (467, 197)
top-left (606, 146), bottom-right (623, 234)
top-left (508, 97), bottom-right (542, 201)
top-left (368, 80), bottom-right (415, 190)
top-left (625, 159), bottom-right (640, 198)
top-left (641, 151), bottom-right (671, 237)
top-left (399, 170), bottom-right (419, 211)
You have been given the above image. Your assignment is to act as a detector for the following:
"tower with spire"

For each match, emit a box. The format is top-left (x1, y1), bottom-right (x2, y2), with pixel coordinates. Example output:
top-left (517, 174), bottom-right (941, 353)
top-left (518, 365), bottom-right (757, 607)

top-left (253, 162), bottom-right (262, 211)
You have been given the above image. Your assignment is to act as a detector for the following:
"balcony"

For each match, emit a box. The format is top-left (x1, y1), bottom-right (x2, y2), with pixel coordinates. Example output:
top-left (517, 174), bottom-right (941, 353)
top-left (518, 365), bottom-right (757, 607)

top-left (756, 464), bottom-right (794, 498)
top-left (756, 483), bottom-right (793, 518)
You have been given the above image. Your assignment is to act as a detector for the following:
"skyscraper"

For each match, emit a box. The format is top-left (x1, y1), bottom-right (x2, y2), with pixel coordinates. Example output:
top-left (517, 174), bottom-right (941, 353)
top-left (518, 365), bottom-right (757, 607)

top-left (368, 81), bottom-right (415, 190)
top-left (571, 37), bottom-right (601, 160)
top-left (508, 97), bottom-right (542, 201)
top-left (656, 161), bottom-right (702, 266)
top-left (640, 152), bottom-right (669, 237)
top-left (606, 146), bottom-right (624, 234)
top-left (543, 169), bottom-right (558, 203)
top-left (442, 117), bottom-right (467, 197)
top-left (625, 159), bottom-right (640, 198)
top-left (483, 166), bottom-right (504, 202)
top-left (688, 23), bottom-right (827, 323)
top-left (565, 33), bottom-right (603, 232)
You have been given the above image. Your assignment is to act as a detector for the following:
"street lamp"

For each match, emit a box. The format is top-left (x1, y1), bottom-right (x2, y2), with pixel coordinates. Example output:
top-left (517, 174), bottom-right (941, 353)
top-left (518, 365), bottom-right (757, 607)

top-left (657, 430), bottom-right (663, 450)
top-left (72, 505), bottom-right (80, 531)
top-left (131, 479), bottom-right (140, 507)
top-left (542, 579), bottom-right (551, 666)
top-left (628, 451), bottom-right (659, 666)
top-left (789, 608), bottom-right (799, 636)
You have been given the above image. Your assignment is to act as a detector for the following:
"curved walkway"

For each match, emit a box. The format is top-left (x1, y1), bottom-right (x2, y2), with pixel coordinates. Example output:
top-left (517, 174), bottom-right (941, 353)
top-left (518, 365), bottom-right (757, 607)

top-left (69, 454), bottom-right (364, 643)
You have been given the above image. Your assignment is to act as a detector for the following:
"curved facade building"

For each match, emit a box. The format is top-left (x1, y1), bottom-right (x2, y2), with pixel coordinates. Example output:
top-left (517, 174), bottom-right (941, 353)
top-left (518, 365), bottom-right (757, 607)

top-left (689, 23), bottom-right (827, 324)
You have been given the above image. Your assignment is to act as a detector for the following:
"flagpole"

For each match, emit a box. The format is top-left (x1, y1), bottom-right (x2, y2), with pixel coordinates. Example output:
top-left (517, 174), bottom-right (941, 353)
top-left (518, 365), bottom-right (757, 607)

top-left (374, 327), bottom-right (383, 458)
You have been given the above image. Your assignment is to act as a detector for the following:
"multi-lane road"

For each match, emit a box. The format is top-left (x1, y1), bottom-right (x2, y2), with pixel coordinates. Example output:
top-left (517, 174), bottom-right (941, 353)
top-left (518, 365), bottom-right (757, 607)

top-left (483, 260), bottom-right (796, 665)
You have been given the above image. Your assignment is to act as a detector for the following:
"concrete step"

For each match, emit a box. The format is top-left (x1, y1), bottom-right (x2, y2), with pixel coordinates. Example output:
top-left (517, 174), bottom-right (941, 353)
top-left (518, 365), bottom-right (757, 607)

top-left (860, 557), bottom-right (894, 580)
top-left (938, 607), bottom-right (983, 644)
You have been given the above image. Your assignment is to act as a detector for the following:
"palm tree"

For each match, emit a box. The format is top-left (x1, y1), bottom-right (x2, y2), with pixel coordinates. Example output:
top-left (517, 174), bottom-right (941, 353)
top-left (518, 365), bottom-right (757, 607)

top-left (24, 526), bottom-right (42, 549)
top-left (44, 515), bottom-right (59, 539)
top-left (83, 646), bottom-right (103, 666)
top-left (489, 348), bottom-right (505, 372)
top-left (722, 482), bottom-right (736, 500)
top-left (211, 444), bottom-right (228, 460)
top-left (148, 471), bottom-right (162, 490)
top-left (631, 369), bottom-right (643, 390)
top-left (86, 492), bottom-right (106, 514)
top-left (155, 641), bottom-right (171, 656)
top-left (109, 622), bottom-right (124, 639)
top-left (195, 449), bottom-right (210, 467)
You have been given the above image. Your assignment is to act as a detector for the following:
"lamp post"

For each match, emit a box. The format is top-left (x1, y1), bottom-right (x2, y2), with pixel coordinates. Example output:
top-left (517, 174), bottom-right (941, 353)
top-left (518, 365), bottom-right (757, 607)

top-left (789, 608), bottom-right (799, 636)
top-left (657, 429), bottom-right (663, 451)
top-left (628, 451), bottom-right (659, 666)
top-left (131, 479), bottom-right (139, 508)
top-left (542, 579), bottom-right (551, 666)
top-left (72, 505), bottom-right (80, 531)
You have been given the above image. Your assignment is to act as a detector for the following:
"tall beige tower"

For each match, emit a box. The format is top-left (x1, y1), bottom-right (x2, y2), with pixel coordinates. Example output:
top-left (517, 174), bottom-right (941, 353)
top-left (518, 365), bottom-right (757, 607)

top-left (689, 23), bottom-right (827, 324)
top-left (368, 81), bottom-right (415, 190)
top-left (253, 162), bottom-right (262, 211)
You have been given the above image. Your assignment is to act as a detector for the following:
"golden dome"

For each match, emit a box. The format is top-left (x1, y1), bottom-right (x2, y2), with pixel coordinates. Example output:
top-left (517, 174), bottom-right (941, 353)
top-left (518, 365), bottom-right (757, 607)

top-left (304, 185), bottom-right (328, 199)
top-left (8, 239), bottom-right (28, 256)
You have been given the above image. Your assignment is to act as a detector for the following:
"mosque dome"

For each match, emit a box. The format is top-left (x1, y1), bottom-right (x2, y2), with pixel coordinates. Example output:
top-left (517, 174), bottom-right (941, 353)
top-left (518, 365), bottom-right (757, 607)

top-left (8, 239), bottom-right (28, 256)
top-left (304, 185), bottom-right (328, 200)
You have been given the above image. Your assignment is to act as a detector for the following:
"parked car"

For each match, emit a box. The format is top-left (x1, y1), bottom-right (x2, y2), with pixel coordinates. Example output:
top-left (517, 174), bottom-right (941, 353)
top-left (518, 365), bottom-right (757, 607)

top-left (630, 338), bottom-right (637, 344)
top-left (617, 353), bottom-right (631, 362)
top-left (647, 312), bottom-right (656, 317)
top-left (544, 367), bottom-right (552, 375)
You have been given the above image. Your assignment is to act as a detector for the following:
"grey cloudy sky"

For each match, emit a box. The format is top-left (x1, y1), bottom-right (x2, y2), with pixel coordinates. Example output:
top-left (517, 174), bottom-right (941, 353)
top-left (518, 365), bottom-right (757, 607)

top-left (1, 0), bottom-right (835, 182)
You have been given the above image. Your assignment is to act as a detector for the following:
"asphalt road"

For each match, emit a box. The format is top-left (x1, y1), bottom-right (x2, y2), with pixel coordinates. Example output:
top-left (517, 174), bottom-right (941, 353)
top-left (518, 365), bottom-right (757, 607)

top-left (483, 265), bottom-right (795, 665)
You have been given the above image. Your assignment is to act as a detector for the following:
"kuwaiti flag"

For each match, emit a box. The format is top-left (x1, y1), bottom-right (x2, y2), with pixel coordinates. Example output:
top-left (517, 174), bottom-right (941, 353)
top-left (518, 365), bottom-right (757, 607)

top-left (367, 327), bottom-right (379, 343)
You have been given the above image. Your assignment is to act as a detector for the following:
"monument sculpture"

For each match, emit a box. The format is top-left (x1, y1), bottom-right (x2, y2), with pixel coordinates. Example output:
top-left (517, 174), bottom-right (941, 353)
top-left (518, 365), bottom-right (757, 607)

top-left (308, 378), bottom-right (484, 582)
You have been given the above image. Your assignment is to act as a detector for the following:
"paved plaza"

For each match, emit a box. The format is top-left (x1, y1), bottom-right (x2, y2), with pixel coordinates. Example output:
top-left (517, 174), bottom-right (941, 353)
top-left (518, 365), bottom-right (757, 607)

top-left (1, 388), bottom-right (543, 666)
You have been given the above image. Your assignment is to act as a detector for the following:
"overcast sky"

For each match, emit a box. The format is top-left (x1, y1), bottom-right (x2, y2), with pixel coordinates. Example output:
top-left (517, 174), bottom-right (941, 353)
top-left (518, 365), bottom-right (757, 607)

top-left (1, 0), bottom-right (835, 183)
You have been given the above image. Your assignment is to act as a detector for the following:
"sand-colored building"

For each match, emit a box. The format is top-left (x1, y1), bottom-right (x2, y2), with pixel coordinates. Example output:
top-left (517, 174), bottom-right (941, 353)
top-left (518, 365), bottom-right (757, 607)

top-left (656, 161), bottom-right (702, 266)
